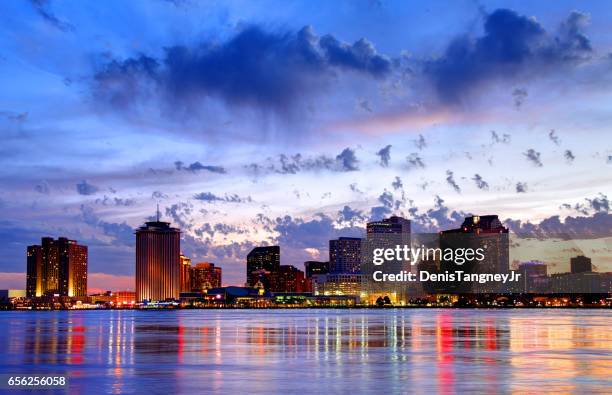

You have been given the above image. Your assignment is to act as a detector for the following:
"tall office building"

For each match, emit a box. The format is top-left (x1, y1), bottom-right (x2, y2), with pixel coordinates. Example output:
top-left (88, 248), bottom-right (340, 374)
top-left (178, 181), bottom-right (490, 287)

top-left (269, 265), bottom-right (309, 293)
top-left (304, 261), bottom-right (329, 278)
top-left (136, 213), bottom-right (181, 302)
top-left (329, 238), bottom-right (362, 274)
top-left (180, 254), bottom-right (192, 293)
top-left (26, 237), bottom-right (88, 297)
top-left (570, 255), bottom-right (592, 274)
top-left (191, 262), bottom-right (222, 291)
top-left (246, 246), bottom-right (280, 288)
top-left (440, 215), bottom-right (509, 293)
top-left (362, 216), bottom-right (412, 304)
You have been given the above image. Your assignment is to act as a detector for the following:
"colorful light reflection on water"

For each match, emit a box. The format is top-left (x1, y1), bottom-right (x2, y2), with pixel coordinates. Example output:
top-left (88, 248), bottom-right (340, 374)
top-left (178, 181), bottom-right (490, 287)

top-left (0, 309), bottom-right (610, 394)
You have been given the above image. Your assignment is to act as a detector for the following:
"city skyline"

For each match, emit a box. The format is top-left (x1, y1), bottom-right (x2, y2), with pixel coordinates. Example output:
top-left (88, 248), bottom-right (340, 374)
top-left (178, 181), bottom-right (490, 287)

top-left (0, 1), bottom-right (611, 290)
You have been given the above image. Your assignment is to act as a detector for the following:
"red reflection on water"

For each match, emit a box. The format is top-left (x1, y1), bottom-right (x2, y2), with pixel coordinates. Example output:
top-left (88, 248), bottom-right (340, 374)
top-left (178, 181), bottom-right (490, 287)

top-left (436, 313), bottom-right (455, 395)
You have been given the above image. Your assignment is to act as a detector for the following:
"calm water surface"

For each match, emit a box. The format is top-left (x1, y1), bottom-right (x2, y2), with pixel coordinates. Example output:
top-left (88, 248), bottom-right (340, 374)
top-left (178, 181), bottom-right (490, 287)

top-left (0, 309), bottom-right (610, 394)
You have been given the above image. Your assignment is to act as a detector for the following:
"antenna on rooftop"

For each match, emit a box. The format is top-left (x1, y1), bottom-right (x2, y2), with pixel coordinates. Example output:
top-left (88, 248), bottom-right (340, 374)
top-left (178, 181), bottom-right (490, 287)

top-left (156, 203), bottom-right (160, 222)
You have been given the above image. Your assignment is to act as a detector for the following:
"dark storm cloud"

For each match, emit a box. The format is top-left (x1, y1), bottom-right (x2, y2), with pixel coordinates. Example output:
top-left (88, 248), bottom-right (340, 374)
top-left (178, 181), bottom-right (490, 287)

top-left (472, 174), bottom-right (489, 190)
top-left (376, 145), bottom-right (392, 167)
top-left (174, 161), bottom-right (227, 174)
top-left (445, 170), bottom-right (461, 193)
top-left (193, 192), bottom-right (252, 203)
top-left (523, 149), bottom-right (543, 167)
top-left (76, 180), bottom-right (99, 195)
top-left (562, 194), bottom-right (610, 215)
top-left (564, 149), bottom-right (575, 163)
top-left (425, 9), bottom-right (592, 102)
top-left (29, 0), bottom-right (74, 32)
top-left (94, 25), bottom-right (390, 112)
top-left (516, 182), bottom-right (528, 193)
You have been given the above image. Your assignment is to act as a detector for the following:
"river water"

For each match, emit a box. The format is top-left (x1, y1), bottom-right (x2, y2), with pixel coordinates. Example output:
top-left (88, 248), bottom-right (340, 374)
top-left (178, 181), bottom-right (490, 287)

top-left (0, 309), bottom-right (610, 394)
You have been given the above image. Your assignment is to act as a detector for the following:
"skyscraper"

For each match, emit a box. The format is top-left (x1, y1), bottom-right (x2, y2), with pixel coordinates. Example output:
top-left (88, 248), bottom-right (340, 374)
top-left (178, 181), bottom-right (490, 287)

top-left (191, 262), bottom-right (222, 291)
top-left (269, 265), bottom-right (309, 293)
top-left (26, 237), bottom-right (88, 297)
top-left (362, 216), bottom-right (412, 304)
top-left (136, 212), bottom-right (181, 302)
top-left (180, 254), bottom-right (192, 293)
top-left (440, 215), bottom-right (509, 293)
top-left (246, 246), bottom-right (280, 288)
top-left (329, 238), bottom-right (362, 274)
top-left (570, 255), bottom-right (592, 274)
top-left (304, 261), bottom-right (329, 278)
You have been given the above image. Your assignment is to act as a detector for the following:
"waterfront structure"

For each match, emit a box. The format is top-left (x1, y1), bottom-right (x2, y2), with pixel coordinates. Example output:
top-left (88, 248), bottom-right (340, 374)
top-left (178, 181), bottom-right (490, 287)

top-left (180, 254), bottom-right (192, 293)
top-left (269, 265), bottom-right (309, 293)
top-left (246, 246), bottom-right (280, 288)
top-left (570, 255), bottom-right (592, 274)
top-left (26, 237), bottom-right (88, 297)
top-left (135, 213), bottom-right (181, 302)
top-left (312, 273), bottom-right (362, 297)
top-left (304, 261), bottom-right (329, 278)
top-left (191, 262), bottom-right (222, 291)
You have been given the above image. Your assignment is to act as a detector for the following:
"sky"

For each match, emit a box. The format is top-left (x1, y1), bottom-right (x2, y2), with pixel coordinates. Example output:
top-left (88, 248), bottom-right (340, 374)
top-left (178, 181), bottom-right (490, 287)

top-left (0, 0), bottom-right (611, 291)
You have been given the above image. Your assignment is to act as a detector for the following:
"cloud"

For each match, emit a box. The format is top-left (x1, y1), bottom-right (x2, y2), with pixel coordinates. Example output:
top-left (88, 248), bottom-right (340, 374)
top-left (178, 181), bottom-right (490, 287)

top-left (512, 88), bottom-right (528, 108)
top-left (174, 161), bottom-right (227, 174)
top-left (414, 134), bottom-right (427, 150)
top-left (250, 147), bottom-right (360, 175)
top-left (564, 149), bottom-right (575, 163)
top-left (516, 182), bottom-right (528, 193)
top-left (336, 148), bottom-right (359, 171)
top-left (337, 205), bottom-right (366, 225)
top-left (80, 205), bottom-right (134, 246)
top-left (376, 144), bottom-right (392, 167)
top-left (505, 212), bottom-right (612, 240)
top-left (445, 170), bottom-right (461, 193)
top-left (370, 190), bottom-right (394, 220)
top-left (193, 192), bottom-right (252, 203)
top-left (406, 153), bottom-right (425, 170)
top-left (425, 9), bottom-right (592, 102)
top-left (523, 149), bottom-right (543, 167)
top-left (95, 195), bottom-right (135, 207)
top-left (164, 202), bottom-right (194, 230)
top-left (491, 130), bottom-right (511, 144)
top-left (472, 174), bottom-right (489, 190)
top-left (152, 191), bottom-right (168, 199)
top-left (76, 180), bottom-right (99, 195)
top-left (562, 193), bottom-right (610, 215)
top-left (34, 181), bottom-right (50, 194)
top-left (548, 129), bottom-right (561, 145)
top-left (94, 25), bottom-right (390, 113)
top-left (391, 176), bottom-right (403, 190)
top-left (29, 0), bottom-right (74, 32)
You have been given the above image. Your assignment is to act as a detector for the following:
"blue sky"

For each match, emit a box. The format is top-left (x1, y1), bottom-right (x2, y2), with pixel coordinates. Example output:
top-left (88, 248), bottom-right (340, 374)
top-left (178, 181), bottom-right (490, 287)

top-left (0, 0), bottom-right (611, 290)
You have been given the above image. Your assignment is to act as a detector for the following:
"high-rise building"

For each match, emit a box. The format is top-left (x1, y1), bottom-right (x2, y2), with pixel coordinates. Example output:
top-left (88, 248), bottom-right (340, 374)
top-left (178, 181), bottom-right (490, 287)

top-left (26, 237), bottom-right (88, 297)
top-left (191, 262), bottom-right (222, 291)
top-left (570, 255), bottom-right (592, 274)
top-left (329, 238), bottom-right (362, 274)
top-left (440, 215), bottom-right (509, 293)
top-left (26, 245), bottom-right (42, 297)
top-left (269, 265), bottom-right (309, 293)
top-left (362, 216), bottom-right (412, 304)
top-left (246, 246), bottom-right (280, 288)
top-left (180, 254), bottom-right (192, 293)
top-left (135, 213), bottom-right (181, 302)
top-left (304, 261), bottom-right (329, 278)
